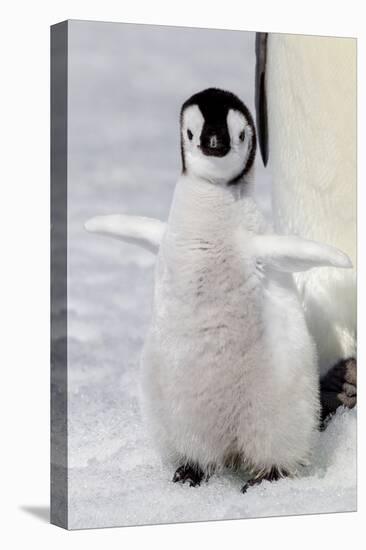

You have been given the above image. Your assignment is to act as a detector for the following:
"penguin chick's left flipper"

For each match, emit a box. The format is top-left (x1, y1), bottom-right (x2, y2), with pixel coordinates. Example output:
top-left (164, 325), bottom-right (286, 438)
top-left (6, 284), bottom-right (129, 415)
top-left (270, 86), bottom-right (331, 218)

top-left (251, 234), bottom-right (353, 273)
top-left (172, 463), bottom-right (205, 487)
top-left (241, 467), bottom-right (288, 494)
top-left (84, 215), bottom-right (166, 254)
top-left (320, 358), bottom-right (357, 422)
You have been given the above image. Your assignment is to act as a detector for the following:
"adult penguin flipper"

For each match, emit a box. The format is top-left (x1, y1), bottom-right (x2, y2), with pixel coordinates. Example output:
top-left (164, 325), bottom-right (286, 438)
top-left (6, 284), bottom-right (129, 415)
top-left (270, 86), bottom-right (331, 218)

top-left (252, 234), bottom-right (353, 272)
top-left (255, 32), bottom-right (269, 166)
top-left (85, 214), bottom-right (166, 254)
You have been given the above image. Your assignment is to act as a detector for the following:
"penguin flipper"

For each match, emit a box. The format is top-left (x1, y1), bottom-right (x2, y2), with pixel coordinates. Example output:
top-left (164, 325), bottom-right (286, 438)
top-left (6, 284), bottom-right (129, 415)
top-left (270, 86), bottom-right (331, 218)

top-left (255, 32), bottom-right (269, 165)
top-left (84, 214), bottom-right (166, 254)
top-left (252, 234), bottom-right (353, 272)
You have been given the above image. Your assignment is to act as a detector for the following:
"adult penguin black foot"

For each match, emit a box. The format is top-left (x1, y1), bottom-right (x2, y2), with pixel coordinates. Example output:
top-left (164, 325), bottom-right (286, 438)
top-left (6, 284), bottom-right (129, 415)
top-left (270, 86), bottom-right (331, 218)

top-left (320, 358), bottom-right (356, 424)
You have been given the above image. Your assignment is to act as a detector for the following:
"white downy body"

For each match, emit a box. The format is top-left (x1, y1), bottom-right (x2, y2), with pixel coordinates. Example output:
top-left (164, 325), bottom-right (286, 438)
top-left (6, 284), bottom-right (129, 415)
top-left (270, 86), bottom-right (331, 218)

top-left (141, 174), bottom-right (321, 476)
top-left (266, 35), bottom-right (357, 375)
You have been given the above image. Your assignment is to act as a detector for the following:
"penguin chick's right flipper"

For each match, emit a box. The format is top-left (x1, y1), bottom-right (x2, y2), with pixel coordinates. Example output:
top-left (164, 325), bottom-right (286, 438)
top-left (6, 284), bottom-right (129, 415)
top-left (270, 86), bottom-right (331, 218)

top-left (320, 358), bottom-right (357, 422)
top-left (172, 463), bottom-right (205, 487)
top-left (251, 234), bottom-right (353, 273)
top-left (84, 215), bottom-right (166, 254)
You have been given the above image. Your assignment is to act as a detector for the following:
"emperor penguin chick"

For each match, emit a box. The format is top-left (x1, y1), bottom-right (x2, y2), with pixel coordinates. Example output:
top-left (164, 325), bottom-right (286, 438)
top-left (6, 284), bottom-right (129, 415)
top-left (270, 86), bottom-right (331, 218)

top-left (86, 88), bottom-right (352, 491)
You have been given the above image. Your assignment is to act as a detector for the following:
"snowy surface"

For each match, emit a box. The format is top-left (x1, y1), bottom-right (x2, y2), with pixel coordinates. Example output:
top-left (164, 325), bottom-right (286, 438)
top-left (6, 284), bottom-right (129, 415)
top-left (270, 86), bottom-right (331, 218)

top-left (66, 20), bottom-right (356, 529)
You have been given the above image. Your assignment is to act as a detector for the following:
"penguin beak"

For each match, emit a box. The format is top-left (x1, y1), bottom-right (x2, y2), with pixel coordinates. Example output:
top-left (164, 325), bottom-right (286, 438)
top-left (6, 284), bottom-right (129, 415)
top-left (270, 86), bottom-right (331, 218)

top-left (210, 135), bottom-right (218, 148)
top-left (200, 125), bottom-right (230, 157)
top-left (200, 134), bottom-right (230, 157)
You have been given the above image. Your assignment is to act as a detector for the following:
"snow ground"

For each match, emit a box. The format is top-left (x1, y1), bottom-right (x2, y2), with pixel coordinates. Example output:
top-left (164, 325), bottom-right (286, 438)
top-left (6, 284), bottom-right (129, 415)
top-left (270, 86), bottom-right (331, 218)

top-left (65, 20), bottom-right (356, 529)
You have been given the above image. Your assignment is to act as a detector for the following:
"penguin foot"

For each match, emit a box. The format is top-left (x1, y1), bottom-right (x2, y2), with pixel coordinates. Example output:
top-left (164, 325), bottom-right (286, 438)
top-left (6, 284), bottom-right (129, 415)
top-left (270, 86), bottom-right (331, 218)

top-left (241, 467), bottom-right (288, 494)
top-left (172, 463), bottom-right (205, 487)
top-left (320, 358), bottom-right (357, 423)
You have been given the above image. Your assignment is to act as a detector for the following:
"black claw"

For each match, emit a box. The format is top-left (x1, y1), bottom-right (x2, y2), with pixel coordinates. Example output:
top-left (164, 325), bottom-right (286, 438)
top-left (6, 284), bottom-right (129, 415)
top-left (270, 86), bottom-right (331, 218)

top-left (241, 478), bottom-right (258, 494)
top-left (172, 463), bottom-right (204, 487)
top-left (242, 467), bottom-right (287, 494)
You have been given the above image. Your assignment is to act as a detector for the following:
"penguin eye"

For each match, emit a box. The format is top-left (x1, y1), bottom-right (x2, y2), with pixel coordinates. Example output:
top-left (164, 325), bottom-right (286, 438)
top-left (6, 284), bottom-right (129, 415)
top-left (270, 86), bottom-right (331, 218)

top-left (239, 130), bottom-right (245, 142)
top-left (187, 129), bottom-right (193, 141)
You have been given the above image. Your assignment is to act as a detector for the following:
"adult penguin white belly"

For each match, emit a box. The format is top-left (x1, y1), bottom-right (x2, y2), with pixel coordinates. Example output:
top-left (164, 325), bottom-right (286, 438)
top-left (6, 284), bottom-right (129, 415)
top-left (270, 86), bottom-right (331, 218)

top-left (255, 33), bottom-right (357, 419)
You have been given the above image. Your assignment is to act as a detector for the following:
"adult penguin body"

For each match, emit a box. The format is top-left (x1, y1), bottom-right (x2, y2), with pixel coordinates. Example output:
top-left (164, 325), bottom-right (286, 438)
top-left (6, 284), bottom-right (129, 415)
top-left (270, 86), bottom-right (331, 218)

top-left (86, 88), bottom-right (351, 490)
top-left (255, 34), bottom-right (357, 419)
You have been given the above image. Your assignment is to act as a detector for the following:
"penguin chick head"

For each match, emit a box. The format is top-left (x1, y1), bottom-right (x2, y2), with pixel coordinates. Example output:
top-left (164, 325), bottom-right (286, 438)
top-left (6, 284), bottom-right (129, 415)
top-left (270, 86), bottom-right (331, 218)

top-left (180, 88), bottom-right (256, 185)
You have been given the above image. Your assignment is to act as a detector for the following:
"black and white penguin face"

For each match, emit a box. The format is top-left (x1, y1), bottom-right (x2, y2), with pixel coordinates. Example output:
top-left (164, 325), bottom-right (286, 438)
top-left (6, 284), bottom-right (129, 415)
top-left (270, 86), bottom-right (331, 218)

top-left (180, 88), bottom-right (256, 184)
